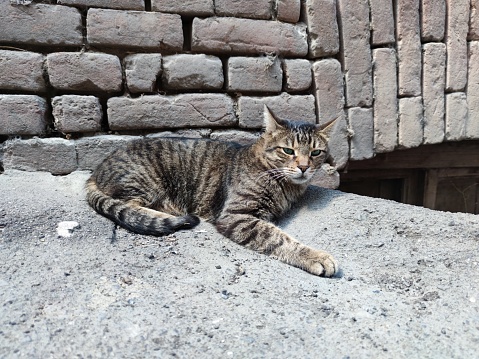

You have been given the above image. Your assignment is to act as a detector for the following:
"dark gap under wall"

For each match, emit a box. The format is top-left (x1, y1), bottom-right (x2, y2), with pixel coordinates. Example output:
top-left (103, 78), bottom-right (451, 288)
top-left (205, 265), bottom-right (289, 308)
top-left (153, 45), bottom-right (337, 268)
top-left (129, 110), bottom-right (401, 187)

top-left (144, 0), bottom-right (151, 11)
top-left (182, 17), bottom-right (193, 52)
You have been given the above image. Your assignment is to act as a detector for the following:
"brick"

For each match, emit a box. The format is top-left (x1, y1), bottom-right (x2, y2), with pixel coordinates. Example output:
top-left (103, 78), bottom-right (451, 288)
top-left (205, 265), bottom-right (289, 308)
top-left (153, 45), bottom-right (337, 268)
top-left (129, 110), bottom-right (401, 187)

top-left (445, 93), bottom-right (468, 141)
top-left (276, 0), bottom-right (301, 23)
top-left (283, 59), bottom-right (312, 92)
top-left (191, 17), bottom-right (308, 56)
top-left (108, 94), bottom-right (236, 131)
top-left (46, 52), bottom-right (122, 93)
top-left (215, 0), bottom-right (273, 19)
top-left (75, 135), bottom-right (141, 171)
top-left (398, 97), bottom-right (423, 149)
top-left (467, 42), bottom-right (479, 138)
top-left (312, 59), bottom-right (348, 168)
top-left (237, 94), bottom-right (316, 128)
top-left (421, 0), bottom-right (446, 41)
top-left (146, 129), bottom-right (212, 139)
top-left (210, 130), bottom-right (260, 145)
top-left (305, 0), bottom-right (340, 58)
top-left (369, 0), bottom-right (395, 45)
top-left (337, 0), bottom-right (373, 107)
top-left (396, 0), bottom-right (422, 97)
top-left (57, 0), bottom-right (144, 10)
top-left (2, 138), bottom-right (77, 175)
top-left (87, 8), bottom-right (183, 51)
top-left (151, 0), bottom-right (214, 16)
top-left (52, 95), bottom-right (102, 134)
top-left (470, 0), bottom-right (479, 40)
top-left (227, 56), bottom-right (282, 93)
top-left (162, 54), bottom-right (224, 90)
top-left (0, 3), bottom-right (82, 47)
top-left (372, 48), bottom-right (398, 153)
top-left (349, 107), bottom-right (374, 160)
top-left (309, 163), bottom-right (340, 189)
top-left (422, 43), bottom-right (446, 144)
top-left (124, 54), bottom-right (162, 93)
top-left (0, 50), bottom-right (46, 92)
top-left (0, 95), bottom-right (48, 136)
top-left (445, 0), bottom-right (469, 92)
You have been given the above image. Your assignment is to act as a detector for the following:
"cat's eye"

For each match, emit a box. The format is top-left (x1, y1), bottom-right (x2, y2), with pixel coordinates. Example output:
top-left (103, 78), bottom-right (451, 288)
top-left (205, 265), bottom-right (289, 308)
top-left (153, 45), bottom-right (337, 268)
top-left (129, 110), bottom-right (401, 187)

top-left (310, 149), bottom-right (322, 156)
top-left (282, 147), bottom-right (294, 155)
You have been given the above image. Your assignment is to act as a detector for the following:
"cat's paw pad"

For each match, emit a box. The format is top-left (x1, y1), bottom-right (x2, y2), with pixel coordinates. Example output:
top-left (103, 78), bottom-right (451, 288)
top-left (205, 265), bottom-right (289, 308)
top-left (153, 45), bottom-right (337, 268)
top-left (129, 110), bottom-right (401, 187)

top-left (308, 252), bottom-right (338, 278)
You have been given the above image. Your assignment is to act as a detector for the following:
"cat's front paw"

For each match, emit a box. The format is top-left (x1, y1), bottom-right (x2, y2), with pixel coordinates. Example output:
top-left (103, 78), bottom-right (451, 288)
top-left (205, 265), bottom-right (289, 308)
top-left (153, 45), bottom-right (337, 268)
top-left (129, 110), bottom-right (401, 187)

top-left (305, 251), bottom-right (338, 278)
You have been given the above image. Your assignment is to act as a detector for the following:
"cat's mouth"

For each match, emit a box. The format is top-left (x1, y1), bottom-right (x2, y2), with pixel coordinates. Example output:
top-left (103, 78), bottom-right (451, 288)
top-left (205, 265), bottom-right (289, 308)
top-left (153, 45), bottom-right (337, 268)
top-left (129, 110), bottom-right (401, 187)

top-left (289, 170), bottom-right (313, 184)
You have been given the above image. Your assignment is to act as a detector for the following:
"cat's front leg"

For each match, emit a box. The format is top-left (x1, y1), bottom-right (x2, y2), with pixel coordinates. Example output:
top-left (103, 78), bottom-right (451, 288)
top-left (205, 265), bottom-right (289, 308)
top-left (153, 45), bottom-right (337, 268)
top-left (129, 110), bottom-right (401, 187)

top-left (215, 213), bottom-right (338, 277)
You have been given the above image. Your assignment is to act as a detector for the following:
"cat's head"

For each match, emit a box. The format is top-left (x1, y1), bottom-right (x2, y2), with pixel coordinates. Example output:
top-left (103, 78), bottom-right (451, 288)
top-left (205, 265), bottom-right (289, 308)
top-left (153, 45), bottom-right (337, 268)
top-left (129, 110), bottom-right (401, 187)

top-left (258, 106), bottom-right (336, 185)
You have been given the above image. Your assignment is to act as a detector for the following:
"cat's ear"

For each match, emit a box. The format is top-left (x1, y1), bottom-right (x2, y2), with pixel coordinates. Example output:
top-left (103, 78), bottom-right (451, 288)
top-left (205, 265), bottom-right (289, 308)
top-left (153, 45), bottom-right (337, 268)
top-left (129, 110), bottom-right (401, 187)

top-left (316, 117), bottom-right (337, 140)
top-left (263, 105), bottom-right (285, 133)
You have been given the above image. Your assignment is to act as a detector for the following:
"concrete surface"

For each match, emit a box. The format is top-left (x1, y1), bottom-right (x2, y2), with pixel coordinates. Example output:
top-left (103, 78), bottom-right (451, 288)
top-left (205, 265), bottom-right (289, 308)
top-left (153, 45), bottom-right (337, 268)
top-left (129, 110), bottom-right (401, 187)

top-left (0, 170), bottom-right (478, 358)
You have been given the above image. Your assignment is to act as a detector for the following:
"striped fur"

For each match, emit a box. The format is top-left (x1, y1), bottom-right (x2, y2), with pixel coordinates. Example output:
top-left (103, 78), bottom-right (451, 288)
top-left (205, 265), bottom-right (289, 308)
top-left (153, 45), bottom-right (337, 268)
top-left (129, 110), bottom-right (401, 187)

top-left (86, 106), bottom-right (338, 277)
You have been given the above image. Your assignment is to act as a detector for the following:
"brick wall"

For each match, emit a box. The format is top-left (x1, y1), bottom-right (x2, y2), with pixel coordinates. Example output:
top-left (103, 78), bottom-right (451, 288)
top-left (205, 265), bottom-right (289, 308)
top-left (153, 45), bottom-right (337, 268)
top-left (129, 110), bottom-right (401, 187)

top-left (0, 0), bottom-right (478, 183)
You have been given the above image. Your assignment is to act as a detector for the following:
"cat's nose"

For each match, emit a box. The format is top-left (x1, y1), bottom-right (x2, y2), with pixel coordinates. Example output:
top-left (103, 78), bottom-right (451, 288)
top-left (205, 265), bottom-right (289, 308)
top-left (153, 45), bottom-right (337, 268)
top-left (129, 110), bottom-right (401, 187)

top-left (298, 165), bottom-right (309, 173)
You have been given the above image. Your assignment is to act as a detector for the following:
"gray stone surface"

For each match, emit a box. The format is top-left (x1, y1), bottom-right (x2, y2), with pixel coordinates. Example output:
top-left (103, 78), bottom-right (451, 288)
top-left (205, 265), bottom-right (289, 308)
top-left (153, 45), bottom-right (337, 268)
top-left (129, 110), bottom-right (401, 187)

top-left (124, 54), bottom-right (162, 94)
top-left (0, 3), bottom-right (82, 46)
top-left (283, 59), bottom-right (312, 92)
top-left (445, 92), bottom-right (468, 141)
top-left (421, 0), bottom-right (446, 41)
top-left (372, 48), bottom-right (398, 153)
top-left (151, 0), bottom-right (214, 16)
top-left (470, 0), bottom-right (479, 40)
top-left (227, 56), bottom-right (282, 93)
top-left (0, 50), bottom-right (46, 92)
top-left (52, 95), bottom-right (103, 134)
top-left (237, 94), bottom-right (316, 128)
top-left (57, 0), bottom-right (145, 9)
top-left (304, 0), bottom-right (340, 58)
top-left (0, 95), bottom-right (48, 136)
top-left (467, 41), bottom-right (479, 138)
top-left (369, 0), bottom-right (396, 45)
top-left (1, 170), bottom-right (478, 358)
top-left (162, 54), bottom-right (224, 90)
top-left (348, 107), bottom-right (374, 161)
top-left (108, 94), bottom-right (236, 131)
top-left (422, 43), bottom-right (446, 144)
top-left (47, 52), bottom-right (123, 93)
top-left (87, 8), bottom-right (183, 51)
top-left (276, 0), bottom-right (301, 23)
top-left (215, 0), bottom-right (273, 19)
top-left (2, 138), bottom-right (77, 175)
top-left (445, 0), bottom-right (469, 92)
top-left (337, 0), bottom-right (373, 107)
top-left (191, 17), bottom-right (308, 56)
top-left (398, 97), bottom-right (423, 149)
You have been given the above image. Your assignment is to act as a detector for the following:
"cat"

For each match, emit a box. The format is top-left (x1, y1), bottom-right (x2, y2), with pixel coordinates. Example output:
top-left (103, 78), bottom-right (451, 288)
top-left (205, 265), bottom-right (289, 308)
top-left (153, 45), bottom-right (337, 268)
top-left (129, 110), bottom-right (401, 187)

top-left (86, 106), bottom-right (338, 277)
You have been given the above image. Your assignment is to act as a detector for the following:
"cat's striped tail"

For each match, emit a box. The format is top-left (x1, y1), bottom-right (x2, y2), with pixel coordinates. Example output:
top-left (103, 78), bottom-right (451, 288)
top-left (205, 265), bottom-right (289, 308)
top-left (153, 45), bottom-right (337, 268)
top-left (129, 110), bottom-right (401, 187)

top-left (85, 177), bottom-right (200, 236)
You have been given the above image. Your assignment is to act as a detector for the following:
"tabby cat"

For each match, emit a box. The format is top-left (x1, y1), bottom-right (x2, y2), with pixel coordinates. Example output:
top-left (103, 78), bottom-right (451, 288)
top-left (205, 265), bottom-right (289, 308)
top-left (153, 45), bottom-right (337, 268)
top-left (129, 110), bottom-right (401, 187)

top-left (86, 106), bottom-right (338, 277)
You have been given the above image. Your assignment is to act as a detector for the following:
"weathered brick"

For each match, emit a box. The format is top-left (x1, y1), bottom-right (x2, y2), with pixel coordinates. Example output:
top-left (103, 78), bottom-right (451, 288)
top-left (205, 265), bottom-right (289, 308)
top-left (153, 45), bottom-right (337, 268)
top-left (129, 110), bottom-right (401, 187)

top-left (312, 59), bottom-right (348, 169)
top-left (162, 54), bottom-right (224, 90)
top-left (87, 8), bottom-right (183, 51)
top-left (237, 94), bottom-right (316, 128)
top-left (398, 97), bottom-right (423, 149)
top-left (445, 0), bottom-right (469, 92)
top-left (305, 0), bottom-right (340, 58)
top-left (470, 0), bottom-right (479, 40)
top-left (337, 0), bottom-right (373, 107)
top-left (124, 54), bottom-right (162, 94)
top-left (227, 57), bottom-right (282, 93)
top-left (372, 48), bottom-right (398, 153)
top-left (348, 107), bottom-right (374, 161)
top-left (422, 43), bottom-right (446, 144)
top-left (283, 59), bottom-right (312, 92)
top-left (310, 163), bottom-right (340, 189)
top-left (369, 0), bottom-right (395, 45)
top-left (210, 130), bottom-right (260, 145)
top-left (396, 0), bottom-right (422, 97)
top-left (191, 17), bottom-right (308, 56)
top-left (46, 52), bottom-right (122, 93)
top-left (108, 94), bottom-right (236, 131)
top-left (151, 0), bottom-right (214, 16)
top-left (2, 138), bottom-right (77, 175)
top-left (0, 50), bottom-right (46, 92)
top-left (75, 135), bottom-right (141, 170)
top-left (57, 0), bottom-right (144, 10)
top-left (0, 3), bottom-right (82, 47)
top-left (421, 0), bottom-right (446, 41)
top-left (215, 0), bottom-right (273, 19)
top-left (0, 95), bottom-right (48, 136)
top-left (467, 41), bottom-right (479, 138)
top-left (52, 95), bottom-right (102, 134)
top-left (445, 93), bottom-right (467, 141)
top-left (276, 0), bottom-right (301, 23)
